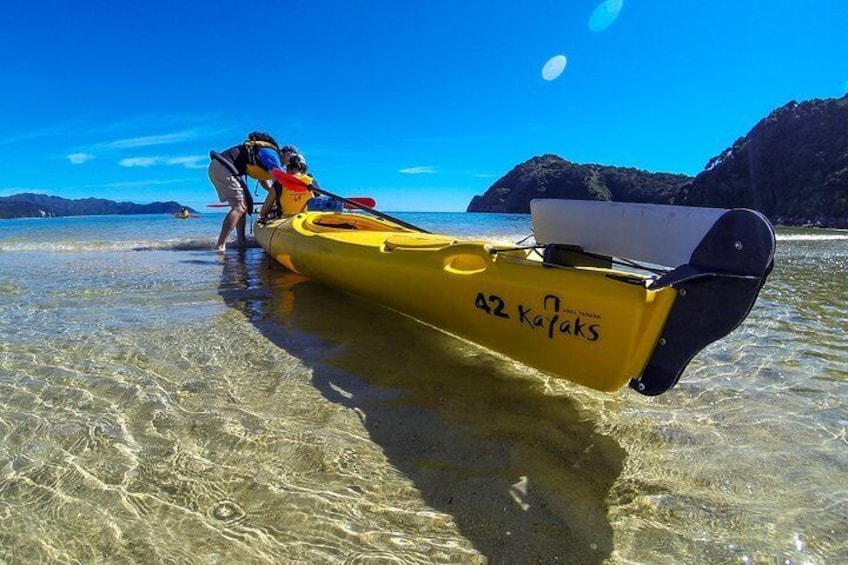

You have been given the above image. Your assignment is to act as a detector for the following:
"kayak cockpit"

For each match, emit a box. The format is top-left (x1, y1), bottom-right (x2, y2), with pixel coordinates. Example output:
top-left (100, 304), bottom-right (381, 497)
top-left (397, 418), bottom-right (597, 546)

top-left (303, 212), bottom-right (414, 234)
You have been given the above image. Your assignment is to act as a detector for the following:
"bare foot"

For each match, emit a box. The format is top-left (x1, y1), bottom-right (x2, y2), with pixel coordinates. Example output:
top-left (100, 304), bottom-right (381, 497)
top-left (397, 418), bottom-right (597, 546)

top-left (216, 244), bottom-right (226, 252)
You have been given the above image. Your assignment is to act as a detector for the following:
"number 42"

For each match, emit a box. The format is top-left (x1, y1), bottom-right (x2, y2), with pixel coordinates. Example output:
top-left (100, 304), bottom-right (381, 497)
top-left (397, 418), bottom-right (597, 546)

top-left (474, 292), bottom-right (510, 319)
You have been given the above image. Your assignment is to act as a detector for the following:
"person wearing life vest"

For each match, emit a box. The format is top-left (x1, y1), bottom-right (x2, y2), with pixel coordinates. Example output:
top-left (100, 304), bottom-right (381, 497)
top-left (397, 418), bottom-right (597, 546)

top-left (208, 131), bottom-right (284, 251)
top-left (257, 151), bottom-right (316, 223)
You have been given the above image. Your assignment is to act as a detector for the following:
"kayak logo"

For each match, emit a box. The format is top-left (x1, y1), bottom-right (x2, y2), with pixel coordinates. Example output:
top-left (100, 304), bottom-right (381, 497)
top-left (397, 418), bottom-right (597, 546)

top-left (474, 292), bottom-right (601, 342)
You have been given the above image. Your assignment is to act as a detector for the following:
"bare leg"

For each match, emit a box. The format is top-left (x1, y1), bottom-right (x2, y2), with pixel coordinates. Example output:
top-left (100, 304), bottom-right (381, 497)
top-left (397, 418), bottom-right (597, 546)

top-left (216, 204), bottom-right (246, 251)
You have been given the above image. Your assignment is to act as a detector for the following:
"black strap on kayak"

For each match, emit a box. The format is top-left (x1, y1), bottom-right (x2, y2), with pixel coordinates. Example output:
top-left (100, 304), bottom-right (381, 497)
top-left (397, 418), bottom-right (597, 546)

top-left (487, 243), bottom-right (670, 276)
top-left (310, 185), bottom-right (431, 233)
top-left (244, 180), bottom-right (254, 215)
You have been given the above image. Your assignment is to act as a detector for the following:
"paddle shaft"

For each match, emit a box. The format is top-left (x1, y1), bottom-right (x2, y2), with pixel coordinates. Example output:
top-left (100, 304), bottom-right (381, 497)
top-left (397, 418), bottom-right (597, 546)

top-left (209, 197), bottom-right (373, 209)
top-left (271, 169), bottom-right (430, 233)
top-left (310, 186), bottom-right (430, 233)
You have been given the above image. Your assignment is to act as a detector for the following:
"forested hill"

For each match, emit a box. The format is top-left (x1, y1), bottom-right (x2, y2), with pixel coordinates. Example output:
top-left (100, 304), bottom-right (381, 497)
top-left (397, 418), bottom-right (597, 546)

top-left (467, 94), bottom-right (848, 228)
top-left (0, 193), bottom-right (196, 219)
top-left (465, 156), bottom-right (691, 213)
top-left (679, 95), bottom-right (848, 226)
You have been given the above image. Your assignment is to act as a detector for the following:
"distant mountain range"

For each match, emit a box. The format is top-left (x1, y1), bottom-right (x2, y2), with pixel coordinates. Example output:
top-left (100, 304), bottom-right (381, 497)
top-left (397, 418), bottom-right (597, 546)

top-left (468, 94), bottom-right (848, 228)
top-left (0, 193), bottom-right (197, 220)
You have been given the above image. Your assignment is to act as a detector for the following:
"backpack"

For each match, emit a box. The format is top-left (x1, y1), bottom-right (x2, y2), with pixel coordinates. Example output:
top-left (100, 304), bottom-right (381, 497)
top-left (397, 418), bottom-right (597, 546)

top-left (243, 132), bottom-right (281, 171)
top-left (246, 131), bottom-right (279, 149)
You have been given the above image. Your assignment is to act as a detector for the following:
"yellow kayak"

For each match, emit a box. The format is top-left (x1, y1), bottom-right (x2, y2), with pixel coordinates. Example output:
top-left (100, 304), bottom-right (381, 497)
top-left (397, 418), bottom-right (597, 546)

top-left (254, 201), bottom-right (775, 395)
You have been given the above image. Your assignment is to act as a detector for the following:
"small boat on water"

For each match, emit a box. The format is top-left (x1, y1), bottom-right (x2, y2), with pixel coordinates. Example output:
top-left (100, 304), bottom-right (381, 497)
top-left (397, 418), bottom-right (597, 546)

top-left (174, 208), bottom-right (198, 219)
top-left (254, 178), bottom-right (775, 396)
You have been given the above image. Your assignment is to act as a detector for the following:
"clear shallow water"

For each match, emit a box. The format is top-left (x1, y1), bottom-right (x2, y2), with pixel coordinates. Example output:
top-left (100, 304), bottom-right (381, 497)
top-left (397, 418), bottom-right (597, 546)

top-left (0, 213), bottom-right (845, 564)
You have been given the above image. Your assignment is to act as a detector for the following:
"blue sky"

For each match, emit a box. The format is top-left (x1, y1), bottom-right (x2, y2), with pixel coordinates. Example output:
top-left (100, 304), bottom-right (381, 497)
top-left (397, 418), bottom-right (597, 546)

top-left (1, 0), bottom-right (846, 212)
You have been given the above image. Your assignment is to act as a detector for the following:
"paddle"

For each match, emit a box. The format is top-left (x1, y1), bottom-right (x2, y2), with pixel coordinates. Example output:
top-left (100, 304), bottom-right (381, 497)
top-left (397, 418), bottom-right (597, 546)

top-left (271, 170), bottom-right (430, 233)
top-left (207, 197), bottom-right (376, 209)
top-left (344, 197), bottom-right (376, 209)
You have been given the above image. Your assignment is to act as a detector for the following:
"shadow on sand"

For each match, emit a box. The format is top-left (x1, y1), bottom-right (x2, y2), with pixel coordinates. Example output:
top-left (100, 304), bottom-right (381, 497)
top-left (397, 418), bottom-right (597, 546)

top-left (216, 249), bottom-right (626, 564)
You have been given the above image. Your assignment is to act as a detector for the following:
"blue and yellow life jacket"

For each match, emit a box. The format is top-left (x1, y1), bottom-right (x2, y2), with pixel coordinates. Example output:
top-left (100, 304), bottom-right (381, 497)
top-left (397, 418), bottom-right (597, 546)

top-left (214, 140), bottom-right (280, 181)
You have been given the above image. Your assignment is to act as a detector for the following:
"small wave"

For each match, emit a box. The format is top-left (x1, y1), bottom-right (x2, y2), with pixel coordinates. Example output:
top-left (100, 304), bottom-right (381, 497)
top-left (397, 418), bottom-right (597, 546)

top-left (0, 238), bottom-right (219, 253)
top-left (4, 233), bottom-right (841, 252)
top-left (134, 239), bottom-right (247, 252)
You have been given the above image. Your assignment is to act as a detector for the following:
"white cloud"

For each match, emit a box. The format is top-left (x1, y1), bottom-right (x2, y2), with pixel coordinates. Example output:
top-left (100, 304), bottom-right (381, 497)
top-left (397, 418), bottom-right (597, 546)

top-left (119, 155), bottom-right (207, 169)
top-left (68, 152), bottom-right (94, 164)
top-left (399, 166), bottom-right (437, 174)
top-left (105, 130), bottom-right (202, 150)
top-left (119, 157), bottom-right (161, 168)
top-left (164, 156), bottom-right (206, 169)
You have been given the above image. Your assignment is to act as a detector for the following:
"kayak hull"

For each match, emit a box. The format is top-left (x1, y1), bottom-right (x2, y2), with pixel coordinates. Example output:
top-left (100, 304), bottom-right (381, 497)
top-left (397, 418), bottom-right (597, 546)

top-left (255, 212), bottom-right (679, 393)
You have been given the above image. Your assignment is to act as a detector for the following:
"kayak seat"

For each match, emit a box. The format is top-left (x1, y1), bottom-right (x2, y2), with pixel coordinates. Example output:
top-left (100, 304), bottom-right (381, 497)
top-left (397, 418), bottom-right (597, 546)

top-left (383, 234), bottom-right (456, 251)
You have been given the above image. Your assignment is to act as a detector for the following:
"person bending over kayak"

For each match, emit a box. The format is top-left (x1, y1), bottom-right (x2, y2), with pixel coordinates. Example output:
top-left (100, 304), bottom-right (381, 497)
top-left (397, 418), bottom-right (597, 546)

top-left (257, 152), bottom-right (316, 223)
top-left (256, 145), bottom-right (298, 223)
top-left (208, 132), bottom-right (284, 251)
